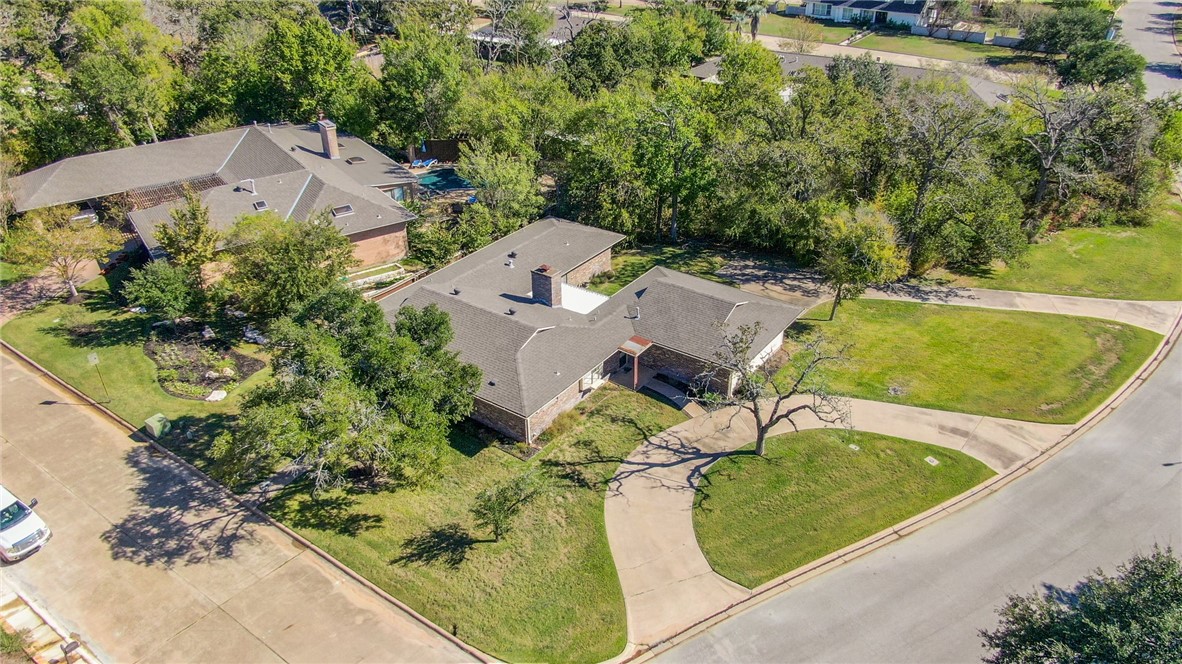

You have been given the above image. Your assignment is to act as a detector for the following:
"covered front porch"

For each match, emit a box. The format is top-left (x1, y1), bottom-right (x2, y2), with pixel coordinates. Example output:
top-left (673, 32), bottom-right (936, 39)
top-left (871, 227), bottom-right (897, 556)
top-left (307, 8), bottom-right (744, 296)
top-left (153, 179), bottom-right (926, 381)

top-left (610, 335), bottom-right (707, 417)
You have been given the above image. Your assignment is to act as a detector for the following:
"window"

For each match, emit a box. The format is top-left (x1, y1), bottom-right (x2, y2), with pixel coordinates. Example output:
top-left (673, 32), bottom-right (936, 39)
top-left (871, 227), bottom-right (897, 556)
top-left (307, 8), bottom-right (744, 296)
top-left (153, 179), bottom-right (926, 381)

top-left (814, 2), bottom-right (832, 16)
top-left (252, 200), bottom-right (269, 211)
top-left (390, 186), bottom-right (406, 202)
top-left (331, 204), bottom-right (354, 217)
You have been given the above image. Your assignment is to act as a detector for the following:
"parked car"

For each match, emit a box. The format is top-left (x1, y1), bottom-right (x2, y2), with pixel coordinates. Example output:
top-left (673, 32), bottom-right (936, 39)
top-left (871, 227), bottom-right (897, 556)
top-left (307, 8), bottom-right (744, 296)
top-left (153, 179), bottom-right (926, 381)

top-left (0, 486), bottom-right (51, 562)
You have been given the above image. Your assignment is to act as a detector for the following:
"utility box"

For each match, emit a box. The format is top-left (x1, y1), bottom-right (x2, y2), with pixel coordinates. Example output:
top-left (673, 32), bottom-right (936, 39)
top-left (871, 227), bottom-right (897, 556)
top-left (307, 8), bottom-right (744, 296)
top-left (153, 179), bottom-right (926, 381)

top-left (144, 414), bottom-right (171, 439)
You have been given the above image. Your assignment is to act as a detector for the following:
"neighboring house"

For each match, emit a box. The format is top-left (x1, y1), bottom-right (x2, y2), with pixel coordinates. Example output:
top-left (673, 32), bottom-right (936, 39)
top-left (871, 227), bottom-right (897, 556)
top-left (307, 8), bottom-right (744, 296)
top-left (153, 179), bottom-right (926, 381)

top-left (688, 51), bottom-right (1012, 105)
top-left (805, 0), bottom-right (936, 26)
top-left (469, 11), bottom-right (597, 53)
top-left (9, 120), bottom-right (420, 268)
top-left (381, 218), bottom-right (802, 442)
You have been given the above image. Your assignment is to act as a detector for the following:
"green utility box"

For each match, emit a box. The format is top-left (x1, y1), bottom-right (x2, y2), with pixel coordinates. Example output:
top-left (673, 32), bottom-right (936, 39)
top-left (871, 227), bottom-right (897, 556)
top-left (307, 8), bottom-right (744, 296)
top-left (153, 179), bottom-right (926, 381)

top-left (144, 413), bottom-right (171, 439)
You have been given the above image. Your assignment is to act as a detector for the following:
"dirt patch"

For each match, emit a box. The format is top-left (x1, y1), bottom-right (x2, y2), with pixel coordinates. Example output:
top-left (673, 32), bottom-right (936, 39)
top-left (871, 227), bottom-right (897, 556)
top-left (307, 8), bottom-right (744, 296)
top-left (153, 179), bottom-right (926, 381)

top-left (143, 325), bottom-right (264, 400)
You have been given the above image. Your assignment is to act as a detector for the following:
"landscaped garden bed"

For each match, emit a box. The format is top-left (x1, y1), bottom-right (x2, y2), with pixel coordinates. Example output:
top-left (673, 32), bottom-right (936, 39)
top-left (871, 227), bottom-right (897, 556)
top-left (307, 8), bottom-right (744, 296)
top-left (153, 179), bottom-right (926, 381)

top-left (143, 326), bottom-right (264, 400)
top-left (694, 429), bottom-right (995, 588)
top-left (783, 299), bottom-right (1162, 424)
top-left (263, 384), bottom-right (688, 663)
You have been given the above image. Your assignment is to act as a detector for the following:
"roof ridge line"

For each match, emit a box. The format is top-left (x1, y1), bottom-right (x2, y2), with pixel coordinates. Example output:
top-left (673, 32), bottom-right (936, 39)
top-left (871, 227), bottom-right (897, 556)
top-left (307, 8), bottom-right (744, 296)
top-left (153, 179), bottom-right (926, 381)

top-left (214, 128), bottom-right (252, 176)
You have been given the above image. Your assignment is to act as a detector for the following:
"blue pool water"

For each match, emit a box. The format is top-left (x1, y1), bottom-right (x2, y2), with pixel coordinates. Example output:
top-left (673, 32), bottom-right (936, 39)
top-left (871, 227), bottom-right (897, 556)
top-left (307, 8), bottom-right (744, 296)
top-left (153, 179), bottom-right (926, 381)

top-left (417, 168), bottom-right (472, 193)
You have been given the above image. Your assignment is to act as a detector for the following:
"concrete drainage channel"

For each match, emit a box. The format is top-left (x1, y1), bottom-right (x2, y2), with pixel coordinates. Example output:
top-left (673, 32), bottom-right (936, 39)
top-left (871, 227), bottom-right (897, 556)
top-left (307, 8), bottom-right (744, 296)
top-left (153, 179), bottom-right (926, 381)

top-left (0, 590), bottom-right (97, 664)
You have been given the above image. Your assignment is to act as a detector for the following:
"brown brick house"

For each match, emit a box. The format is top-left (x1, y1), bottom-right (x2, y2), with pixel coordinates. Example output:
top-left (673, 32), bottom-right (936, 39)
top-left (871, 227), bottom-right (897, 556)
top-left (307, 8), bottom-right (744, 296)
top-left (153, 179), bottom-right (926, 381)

top-left (9, 120), bottom-right (418, 268)
top-left (380, 218), bottom-right (803, 442)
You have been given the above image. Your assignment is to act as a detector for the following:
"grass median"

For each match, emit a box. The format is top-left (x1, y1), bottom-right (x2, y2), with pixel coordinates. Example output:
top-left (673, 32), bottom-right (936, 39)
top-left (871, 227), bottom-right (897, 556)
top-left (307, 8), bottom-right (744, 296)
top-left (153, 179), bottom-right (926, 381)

top-left (264, 385), bottom-right (687, 663)
top-left (695, 430), bottom-right (994, 588)
top-left (784, 299), bottom-right (1162, 424)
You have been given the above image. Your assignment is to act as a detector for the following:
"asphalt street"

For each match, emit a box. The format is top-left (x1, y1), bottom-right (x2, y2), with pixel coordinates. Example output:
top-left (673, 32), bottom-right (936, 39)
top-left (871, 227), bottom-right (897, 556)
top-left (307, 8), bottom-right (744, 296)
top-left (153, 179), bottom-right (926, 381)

top-left (659, 341), bottom-right (1182, 662)
top-left (1122, 0), bottom-right (1181, 97)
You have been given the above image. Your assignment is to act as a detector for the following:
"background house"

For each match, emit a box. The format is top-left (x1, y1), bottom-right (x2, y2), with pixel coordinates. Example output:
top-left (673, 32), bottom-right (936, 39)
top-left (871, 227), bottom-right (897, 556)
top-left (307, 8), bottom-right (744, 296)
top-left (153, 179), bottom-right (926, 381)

top-left (9, 120), bottom-right (419, 268)
top-left (382, 218), bottom-right (802, 442)
top-left (805, 0), bottom-right (936, 26)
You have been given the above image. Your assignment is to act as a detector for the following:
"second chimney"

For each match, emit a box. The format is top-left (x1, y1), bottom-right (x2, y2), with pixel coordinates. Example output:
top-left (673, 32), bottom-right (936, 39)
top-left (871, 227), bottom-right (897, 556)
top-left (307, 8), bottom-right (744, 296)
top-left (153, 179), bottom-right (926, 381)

top-left (317, 119), bottom-right (340, 160)
top-left (532, 264), bottom-right (562, 308)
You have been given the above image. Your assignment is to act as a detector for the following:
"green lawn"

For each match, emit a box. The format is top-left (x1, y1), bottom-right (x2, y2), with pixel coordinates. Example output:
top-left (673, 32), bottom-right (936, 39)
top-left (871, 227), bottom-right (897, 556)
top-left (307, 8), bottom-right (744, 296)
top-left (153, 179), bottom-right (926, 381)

top-left (264, 385), bottom-right (687, 663)
top-left (0, 261), bottom-right (31, 287)
top-left (758, 14), bottom-right (860, 44)
top-left (934, 203), bottom-right (1182, 301)
top-left (695, 430), bottom-right (995, 588)
top-left (784, 300), bottom-right (1161, 424)
top-left (854, 32), bottom-right (1023, 63)
top-left (0, 273), bottom-right (270, 469)
top-left (589, 244), bottom-right (732, 295)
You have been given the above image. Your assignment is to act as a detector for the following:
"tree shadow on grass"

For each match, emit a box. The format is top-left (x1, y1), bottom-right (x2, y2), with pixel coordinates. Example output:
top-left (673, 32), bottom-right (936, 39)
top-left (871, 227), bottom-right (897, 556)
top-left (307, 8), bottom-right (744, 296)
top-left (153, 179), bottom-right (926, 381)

top-left (101, 445), bottom-right (262, 568)
top-left (265, 483), bottom-right (384, 537)
top-left (391, 523), bottom-right (488, 568)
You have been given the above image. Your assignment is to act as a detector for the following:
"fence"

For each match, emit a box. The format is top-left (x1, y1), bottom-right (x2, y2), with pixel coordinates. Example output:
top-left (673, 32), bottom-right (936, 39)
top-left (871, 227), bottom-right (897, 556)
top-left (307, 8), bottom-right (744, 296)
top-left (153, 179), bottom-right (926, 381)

top-left (910, 25), bottom-right (987, 43)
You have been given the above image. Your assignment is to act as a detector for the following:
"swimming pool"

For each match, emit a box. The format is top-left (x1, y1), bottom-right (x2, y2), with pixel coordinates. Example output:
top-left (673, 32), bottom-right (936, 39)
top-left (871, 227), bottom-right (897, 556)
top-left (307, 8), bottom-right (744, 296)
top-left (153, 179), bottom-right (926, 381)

top-left (417, 167), bottom-right (472, 194)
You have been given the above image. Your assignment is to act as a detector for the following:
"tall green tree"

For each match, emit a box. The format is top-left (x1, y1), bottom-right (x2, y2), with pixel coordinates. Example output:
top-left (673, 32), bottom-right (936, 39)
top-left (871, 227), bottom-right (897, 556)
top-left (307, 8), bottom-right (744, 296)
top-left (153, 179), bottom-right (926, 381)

top-left (4, 205), bottom-right (123, 300)
top-left (1019, 7), bottom-right (1111, 54)
top-left (122, 260), bottom-right (198, 320)
top-left (375, 19), bottom-right (470, 155)
top-left (154, 189), bottom-right (220, 284)
top-left (980, 546), bottom-right (1182, 663)
top-left (455, 139), bottom-right (544, 247)
top-left (1058, 40), bottom-right (1146, 91)
top-left (224, 210), bottom-right (356, 320)
top-left (68, 0), bottom-right (180, 145)
top-left (818, 206), bottom-right (908, 320)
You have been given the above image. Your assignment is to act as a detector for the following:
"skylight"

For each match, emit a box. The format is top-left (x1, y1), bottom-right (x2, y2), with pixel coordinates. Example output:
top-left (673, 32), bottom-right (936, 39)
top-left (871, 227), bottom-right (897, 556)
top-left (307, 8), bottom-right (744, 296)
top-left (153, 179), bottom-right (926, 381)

top-left (332, 204), bottom-right (354, 217)
top-left (252, 200), bottom-right (269, 211)
top-left (345, 156), bottom-right (367, 165)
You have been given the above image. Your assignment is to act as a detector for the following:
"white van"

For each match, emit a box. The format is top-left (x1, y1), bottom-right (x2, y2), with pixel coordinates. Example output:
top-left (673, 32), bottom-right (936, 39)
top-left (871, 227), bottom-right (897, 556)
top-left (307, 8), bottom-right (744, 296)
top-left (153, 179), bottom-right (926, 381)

top-left (0, 486), bottom-right (51, 562)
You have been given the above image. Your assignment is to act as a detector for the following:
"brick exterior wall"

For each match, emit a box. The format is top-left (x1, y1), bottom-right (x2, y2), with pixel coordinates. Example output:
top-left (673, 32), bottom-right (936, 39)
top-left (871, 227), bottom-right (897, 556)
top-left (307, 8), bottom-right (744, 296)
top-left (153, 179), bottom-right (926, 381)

top-left (348, 224), bottom-right (408, 267)
top-left (531, 265), bottom-right (562, 307)
top-left (564, 248), bottom-right (613, 287)
top-left (641, 344), bottom-right (733, 395)
top-left (471, 398), bottom-right (529, 441)
top-left (527, 380), bottom-right (588, 440)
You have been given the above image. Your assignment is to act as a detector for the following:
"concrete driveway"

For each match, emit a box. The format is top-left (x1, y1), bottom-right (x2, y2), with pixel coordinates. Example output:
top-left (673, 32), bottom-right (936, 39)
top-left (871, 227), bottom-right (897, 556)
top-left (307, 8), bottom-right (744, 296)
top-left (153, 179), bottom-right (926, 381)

top-left (1122, 0), bottom-right (1181, 97)
top-left (0, 352), bottom-right (473, 663)
top-left (657, 338), bottom-right (1182, 662)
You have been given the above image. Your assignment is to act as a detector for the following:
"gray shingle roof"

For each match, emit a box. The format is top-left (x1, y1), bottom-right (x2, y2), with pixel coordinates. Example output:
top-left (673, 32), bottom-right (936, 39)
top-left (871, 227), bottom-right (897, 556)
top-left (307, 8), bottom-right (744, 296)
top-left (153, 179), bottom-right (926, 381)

top-left (11, 122), bottom-right (419, 239)
top-left (380, 218), bottom-right (802, 417)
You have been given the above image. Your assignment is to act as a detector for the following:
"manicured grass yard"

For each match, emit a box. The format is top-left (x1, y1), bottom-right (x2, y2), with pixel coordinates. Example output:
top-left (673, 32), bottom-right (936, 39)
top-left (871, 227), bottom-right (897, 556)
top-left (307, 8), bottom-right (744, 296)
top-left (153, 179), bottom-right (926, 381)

top-left (589, 244), bottom-right (732, 295)
top-left (694, 430), bottom-right (995, 588)
top-left (264, 385), bottom-right (687, 663)
top-left (758, 14), bottom-right (860, 44)
top-left (0, 273), bottom-right (270, 470)
top-left (854, 33), bottom-right (1022, 63)
top-left (785, 299), bottom-right (1161, 424)
top-left (935, 203), bottom-right (1182, 301)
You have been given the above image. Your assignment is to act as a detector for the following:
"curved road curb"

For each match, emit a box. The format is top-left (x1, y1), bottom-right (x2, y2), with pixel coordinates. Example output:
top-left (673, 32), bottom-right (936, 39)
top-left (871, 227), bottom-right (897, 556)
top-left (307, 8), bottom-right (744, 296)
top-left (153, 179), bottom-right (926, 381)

top-left (0, 340), bottom-right (496, 664)
top-left (618, 304), bottom-right (1182, 663)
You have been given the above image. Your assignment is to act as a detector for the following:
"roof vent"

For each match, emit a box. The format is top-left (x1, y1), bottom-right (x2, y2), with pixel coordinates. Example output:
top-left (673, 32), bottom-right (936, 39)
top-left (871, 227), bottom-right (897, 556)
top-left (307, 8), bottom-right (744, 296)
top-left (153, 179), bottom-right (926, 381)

top-left (345, 156), bottom-right (367, 165)
top-left (506, 308), bottom-right (517, 316)
top-left (252, 200), bottom-right (269, 211)
top-left (331, 204), bottom-right (354, 217)
top-left (488, 379), bottom-right (496, 386)
top-left (508, 251), bottom-right (518, 259)
top-left (507, 258), bottom-right (515, 268)
top-left (451, 287), bottom-right (461, 295)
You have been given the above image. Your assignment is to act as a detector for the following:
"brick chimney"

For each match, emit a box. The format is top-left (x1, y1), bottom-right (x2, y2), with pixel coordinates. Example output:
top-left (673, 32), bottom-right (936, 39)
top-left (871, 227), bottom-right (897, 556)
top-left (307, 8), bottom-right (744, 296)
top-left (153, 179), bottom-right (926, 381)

top-left (317, 119), bottom-right (340, 160)
top-left (532, 264), bottom-right (562, 308)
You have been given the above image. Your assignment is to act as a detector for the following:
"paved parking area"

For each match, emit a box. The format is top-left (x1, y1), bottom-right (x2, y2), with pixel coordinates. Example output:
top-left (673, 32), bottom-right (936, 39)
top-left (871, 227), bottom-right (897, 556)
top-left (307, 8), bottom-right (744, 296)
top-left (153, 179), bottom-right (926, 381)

top-left (0, 352), bottom-right (473, 663)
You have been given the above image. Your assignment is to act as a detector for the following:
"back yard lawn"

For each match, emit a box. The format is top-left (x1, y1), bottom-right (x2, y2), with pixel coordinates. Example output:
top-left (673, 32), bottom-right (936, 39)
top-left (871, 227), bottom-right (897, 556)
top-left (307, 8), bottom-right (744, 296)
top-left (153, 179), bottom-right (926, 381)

top-left (0, 273), bottom-right (270, 471)
top-left (934, 202), bottom-right (1182, 301)
top-left (695, 430), bottom-right (994, 588)
top-left (589, 244), bottom-right (732, 295)
top-left (784, 300), bottom-right (1161, 424)
top-left (853, 33), bottom-right (1024, 63)
top-left (264, 385), bottom-right (687, 663)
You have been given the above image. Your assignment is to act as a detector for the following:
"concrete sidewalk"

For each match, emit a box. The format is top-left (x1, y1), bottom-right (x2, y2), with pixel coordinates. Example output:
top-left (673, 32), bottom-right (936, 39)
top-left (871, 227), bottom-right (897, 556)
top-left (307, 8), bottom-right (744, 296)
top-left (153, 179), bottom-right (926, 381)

top-left (719, 260), bottom-right (1182, 334)
top-left (604, 397), bottom-right (1068, 649)
top-left (0, 352), bottom-right (474, 664)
